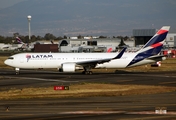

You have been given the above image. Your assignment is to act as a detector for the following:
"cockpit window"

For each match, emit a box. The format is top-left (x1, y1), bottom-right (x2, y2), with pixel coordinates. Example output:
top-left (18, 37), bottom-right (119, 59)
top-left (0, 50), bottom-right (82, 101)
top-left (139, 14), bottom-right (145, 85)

top-left (8, 57), bottom-right (14, 60)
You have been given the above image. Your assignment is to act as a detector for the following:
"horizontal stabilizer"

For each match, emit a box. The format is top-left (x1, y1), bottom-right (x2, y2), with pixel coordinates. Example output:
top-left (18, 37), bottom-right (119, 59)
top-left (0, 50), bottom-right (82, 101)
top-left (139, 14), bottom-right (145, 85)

top-left (147, 55), bottom-right (166, 61)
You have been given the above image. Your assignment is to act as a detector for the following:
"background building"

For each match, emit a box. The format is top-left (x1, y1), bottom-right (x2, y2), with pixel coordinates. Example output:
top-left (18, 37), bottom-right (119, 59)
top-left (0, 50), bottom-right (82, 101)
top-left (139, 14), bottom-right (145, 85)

top-left (165, 33), bottom-right (176, 48)
top-left (133, 29), bottom-right (156, 47)
top-left (58, 38), bottom-right (134, 53)
top-left (133, 29), bottom-right (176, 48)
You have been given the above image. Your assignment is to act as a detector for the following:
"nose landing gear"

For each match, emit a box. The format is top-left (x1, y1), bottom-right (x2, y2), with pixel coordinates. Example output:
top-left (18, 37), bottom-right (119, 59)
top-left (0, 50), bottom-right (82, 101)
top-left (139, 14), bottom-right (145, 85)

top-left (15, 68), bottom-right (20, 75)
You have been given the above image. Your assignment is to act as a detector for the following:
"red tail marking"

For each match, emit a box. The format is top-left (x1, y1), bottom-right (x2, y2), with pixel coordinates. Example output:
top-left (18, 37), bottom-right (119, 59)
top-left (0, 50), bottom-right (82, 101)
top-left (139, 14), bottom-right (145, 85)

top-left (151, 43), bottom-right (162, 48)
top-left (157, 30), bottom-right (168, 35)
top-left (107, 48), bottom-right (112, 53)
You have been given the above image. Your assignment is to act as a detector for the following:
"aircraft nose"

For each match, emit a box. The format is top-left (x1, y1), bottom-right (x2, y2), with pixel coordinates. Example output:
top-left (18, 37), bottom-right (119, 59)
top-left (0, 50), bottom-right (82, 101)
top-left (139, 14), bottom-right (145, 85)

top-left (4, 59), bottom-right (11, 66)
top-left (4, 56), bottom-right (14, 66)
top-left (4, 59), bottom-right (8, 65)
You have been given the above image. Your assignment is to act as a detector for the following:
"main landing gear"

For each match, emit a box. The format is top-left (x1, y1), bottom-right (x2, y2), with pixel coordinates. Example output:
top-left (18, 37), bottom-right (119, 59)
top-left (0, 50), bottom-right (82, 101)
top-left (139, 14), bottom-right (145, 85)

top-left (82, 66), bottom-right (93, 75)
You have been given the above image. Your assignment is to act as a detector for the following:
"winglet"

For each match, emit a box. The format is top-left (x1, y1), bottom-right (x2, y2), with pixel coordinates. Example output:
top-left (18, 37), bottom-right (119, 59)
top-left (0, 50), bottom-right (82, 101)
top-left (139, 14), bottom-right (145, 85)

top-left (112, 47), bottom-right (127, 60)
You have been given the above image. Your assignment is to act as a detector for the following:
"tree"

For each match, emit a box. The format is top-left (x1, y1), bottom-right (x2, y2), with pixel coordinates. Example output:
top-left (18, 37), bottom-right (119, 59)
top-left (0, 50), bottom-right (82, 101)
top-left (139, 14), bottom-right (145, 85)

top-left (99, 36), bottom-right (107, 38)
top-left (36, 35), bottom-right (43, 40)
top-left (4, 37), bottom-right (13, 44)
top-left (31, 35), bottom-right (37, 42)
top-left (0, 36), bottom-right (5, 43)
top-left (24, 36), bottom-right (29, 43)
top-left (63, 35), bottom-right (67, 39)
top-left (77, 34), bottom-right (83, 39)
top-left (44, 33), bottom-right (56, 40)
top-left (56, 36), bottom-right (63, 40)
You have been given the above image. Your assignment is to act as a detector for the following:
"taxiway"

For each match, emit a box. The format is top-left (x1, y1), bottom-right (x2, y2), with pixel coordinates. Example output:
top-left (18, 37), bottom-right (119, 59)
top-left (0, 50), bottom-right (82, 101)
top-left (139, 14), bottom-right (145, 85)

top-left (0, 69), bottom-right (176, 119)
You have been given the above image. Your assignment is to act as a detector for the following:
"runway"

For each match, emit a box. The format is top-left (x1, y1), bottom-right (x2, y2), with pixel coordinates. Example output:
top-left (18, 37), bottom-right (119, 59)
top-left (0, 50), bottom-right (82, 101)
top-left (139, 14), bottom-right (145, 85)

top-left (0, 69), bottom-right (176, 119)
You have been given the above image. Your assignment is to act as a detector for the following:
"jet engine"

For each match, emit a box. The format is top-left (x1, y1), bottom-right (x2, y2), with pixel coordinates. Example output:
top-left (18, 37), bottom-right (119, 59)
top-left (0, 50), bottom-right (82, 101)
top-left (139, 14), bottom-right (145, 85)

top-left (61, 63), bottom-right (76, 72)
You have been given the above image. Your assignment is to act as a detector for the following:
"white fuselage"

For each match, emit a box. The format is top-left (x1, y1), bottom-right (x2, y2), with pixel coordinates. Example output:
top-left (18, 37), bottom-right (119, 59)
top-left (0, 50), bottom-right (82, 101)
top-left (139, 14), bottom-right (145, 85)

top-left (4, 52), bottom-right (155, 70)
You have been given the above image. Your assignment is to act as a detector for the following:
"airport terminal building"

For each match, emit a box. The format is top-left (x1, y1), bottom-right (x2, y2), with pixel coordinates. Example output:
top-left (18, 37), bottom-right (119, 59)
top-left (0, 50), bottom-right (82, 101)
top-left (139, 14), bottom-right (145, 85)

top-left (58, 38), bottom-right (134, 52)
top-left (0, 28), bottom-right (175, 53)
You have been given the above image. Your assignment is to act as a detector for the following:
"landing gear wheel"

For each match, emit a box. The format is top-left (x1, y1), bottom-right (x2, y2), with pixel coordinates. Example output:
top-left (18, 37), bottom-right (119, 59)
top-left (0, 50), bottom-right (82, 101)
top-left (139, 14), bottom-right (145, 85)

top-left (88, 71), bottom-right (92, 75)
top-left (15, 71), bottom-right (19, 75)
top-left (82, 71), bottom-right (93, 75)
top-left (83, 66), bottom-right (94, 75)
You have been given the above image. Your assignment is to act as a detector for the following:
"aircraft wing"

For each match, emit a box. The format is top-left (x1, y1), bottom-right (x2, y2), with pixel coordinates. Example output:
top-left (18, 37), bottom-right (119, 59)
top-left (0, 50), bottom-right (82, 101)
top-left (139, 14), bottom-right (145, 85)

top-left (76, 47), bottom-right (127, 67)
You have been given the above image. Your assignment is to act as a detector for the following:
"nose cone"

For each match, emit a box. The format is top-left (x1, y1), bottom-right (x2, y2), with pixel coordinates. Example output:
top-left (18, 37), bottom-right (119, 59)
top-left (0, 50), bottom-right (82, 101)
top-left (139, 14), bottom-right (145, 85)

top-left (4, 56), bottom-right (14, 67)
top-left (4, 59), bottom-right (13, 67)
top-left (4, 59), bottom-right (9, 66)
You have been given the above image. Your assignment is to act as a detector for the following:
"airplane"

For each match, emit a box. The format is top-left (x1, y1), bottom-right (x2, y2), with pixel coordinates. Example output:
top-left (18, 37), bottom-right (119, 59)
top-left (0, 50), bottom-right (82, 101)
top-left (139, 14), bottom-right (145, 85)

top-left (15, 37), bottom-right (34, 51)
top-left (4, 26), bottom-right (170, 74)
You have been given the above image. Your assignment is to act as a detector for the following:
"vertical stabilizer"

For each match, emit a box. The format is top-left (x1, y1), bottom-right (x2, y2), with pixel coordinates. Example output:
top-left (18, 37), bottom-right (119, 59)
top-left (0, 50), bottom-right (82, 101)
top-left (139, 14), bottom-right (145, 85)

top-left (137, 26), bottom-right (170, 55)
top-left (128, 26), bottom-right (170, 67)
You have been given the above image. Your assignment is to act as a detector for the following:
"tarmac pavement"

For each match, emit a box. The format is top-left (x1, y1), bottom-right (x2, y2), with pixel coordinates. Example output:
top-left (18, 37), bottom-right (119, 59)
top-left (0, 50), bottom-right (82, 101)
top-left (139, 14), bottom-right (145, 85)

top-left (0, 69), bottom-right (176, 120)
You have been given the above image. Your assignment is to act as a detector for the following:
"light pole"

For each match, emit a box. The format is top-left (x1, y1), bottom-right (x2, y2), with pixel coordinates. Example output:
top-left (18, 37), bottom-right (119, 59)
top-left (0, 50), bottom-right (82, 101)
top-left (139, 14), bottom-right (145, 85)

top-left (27, 15), bottom-right (32, 40)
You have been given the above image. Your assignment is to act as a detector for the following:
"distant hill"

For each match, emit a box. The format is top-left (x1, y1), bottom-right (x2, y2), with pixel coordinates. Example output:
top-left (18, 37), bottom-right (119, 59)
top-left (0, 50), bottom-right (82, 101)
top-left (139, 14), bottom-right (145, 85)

top-left (0, 0), bottom-right (176, 36)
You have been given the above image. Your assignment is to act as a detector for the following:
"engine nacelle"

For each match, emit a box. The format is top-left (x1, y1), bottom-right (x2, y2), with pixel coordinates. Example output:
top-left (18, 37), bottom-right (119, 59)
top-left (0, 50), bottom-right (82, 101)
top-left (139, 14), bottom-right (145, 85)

top-left (61, 63), bottom-right (76, 72)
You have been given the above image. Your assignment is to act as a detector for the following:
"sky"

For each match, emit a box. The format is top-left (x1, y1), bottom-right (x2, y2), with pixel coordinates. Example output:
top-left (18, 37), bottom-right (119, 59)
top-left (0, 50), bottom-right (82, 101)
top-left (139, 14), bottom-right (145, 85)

top-left (0, 0), bottom-right (176, 36)
top-left (0, 0), bottom-right (24, 9)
